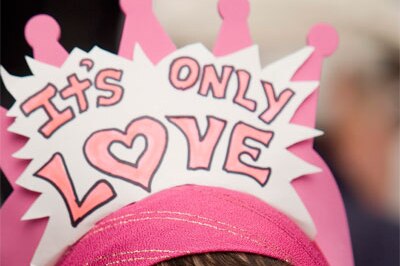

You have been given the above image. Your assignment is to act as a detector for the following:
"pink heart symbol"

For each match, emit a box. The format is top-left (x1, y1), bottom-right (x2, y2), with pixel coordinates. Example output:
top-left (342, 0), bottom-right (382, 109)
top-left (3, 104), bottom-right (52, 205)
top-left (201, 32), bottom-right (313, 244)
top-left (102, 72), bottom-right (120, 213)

top-left (84, 116), bottom-right (168, 191)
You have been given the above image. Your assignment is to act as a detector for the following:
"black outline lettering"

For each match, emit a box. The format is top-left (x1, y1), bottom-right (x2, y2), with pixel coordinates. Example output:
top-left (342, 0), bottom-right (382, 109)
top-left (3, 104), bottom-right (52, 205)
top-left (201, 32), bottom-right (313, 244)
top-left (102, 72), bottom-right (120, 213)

top-left (198, 64), bottom-right (234, 99)
top-left (20, 83), bottom-right (75, 139)
top-left (233, 69), bottom-right (257, 112)
top-left (167, 115), bottom-right (227, 171)
top-left (60, 73), bottom-right (92, 114)
top-left (95, 68), bottom-right (125, 108)
top-left (223, 121), bottom-right (274, 186)
top-left (83, 116), bottom-right (168, 192)
top-left (34, 152), bottom-right (117, 227)
top-left (258, 81), bottom-right (295, 124)
top-left (168, 56), bottom-right (200, 91)
top-left (79, 58), bottom-right (95, 72)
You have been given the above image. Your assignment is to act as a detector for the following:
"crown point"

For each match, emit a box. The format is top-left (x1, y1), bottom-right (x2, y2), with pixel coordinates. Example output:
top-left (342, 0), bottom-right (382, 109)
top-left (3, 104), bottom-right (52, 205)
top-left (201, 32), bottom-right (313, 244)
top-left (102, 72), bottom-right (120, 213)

top-left (120, 0), bottom-right (152, 14)
top-left (119, 0), bottom-right (131, 12)
top-left (214, 0), bottom-right (252, 56)
top-left (24, 14), bottom-right (68, 67)
top-left (218, 0), bottom-right (250, 20)
top-left (118, 0), bottom-right (175, 63)
top-left (25, 15), bottom-right (61, 46)
top-left (307, 24), bottom-right (339, 57)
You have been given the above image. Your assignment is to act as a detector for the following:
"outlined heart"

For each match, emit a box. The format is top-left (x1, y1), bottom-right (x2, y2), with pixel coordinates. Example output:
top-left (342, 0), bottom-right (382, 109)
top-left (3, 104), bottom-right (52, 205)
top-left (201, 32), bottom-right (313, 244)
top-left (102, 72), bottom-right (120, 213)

top-left (84, 116), bottom-right (168, 191)
top-left (110, 135), bottom-right (146, 165)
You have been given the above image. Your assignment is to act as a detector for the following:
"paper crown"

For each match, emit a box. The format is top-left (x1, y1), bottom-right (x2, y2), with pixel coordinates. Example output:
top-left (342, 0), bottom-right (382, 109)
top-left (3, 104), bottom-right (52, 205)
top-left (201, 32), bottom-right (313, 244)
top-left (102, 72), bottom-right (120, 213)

top-left (0, 0), bottom-right (352, 265)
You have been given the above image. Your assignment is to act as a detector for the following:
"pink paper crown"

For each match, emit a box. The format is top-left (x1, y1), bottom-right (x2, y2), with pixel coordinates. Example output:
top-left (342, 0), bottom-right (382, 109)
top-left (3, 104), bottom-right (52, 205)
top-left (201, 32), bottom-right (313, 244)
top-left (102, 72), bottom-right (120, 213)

top-left (0, 0), bottom-right (352, 265)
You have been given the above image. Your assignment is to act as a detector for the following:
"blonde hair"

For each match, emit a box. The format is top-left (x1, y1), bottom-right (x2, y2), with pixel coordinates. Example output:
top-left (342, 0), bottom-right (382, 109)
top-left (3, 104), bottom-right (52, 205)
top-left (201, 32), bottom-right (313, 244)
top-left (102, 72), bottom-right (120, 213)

top-left (156, 252), bottom-right (290, 266)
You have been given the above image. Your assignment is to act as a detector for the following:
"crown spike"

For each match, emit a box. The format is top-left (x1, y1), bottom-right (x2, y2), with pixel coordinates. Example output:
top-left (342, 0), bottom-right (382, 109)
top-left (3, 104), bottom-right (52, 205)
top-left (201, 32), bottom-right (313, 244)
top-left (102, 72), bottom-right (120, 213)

top-left (118, 0), bottom-right (176, 64)
top-left (213, 0), bottom-right (253, 56)
top-left (290, 24), bottom-right (339, 130)
top-left (0, 107), bottom-right (48, 266)
top-left (24, 15), bottom-right (68, 67)
top-left (289, 24), bottom-right (353, 266)
top-left (293, 24), bottom-right (339, 81)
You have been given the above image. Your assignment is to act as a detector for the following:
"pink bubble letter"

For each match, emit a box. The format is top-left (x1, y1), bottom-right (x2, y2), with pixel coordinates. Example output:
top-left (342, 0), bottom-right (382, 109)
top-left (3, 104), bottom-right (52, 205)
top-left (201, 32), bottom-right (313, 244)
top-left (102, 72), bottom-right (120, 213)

top-left (60, 74), bottom-right (92, 113)
top-left (199, 65), bottom-right (234, 99)
top-left (35, 153), bottom-right (116, 227)
top-left (169, 57), bottom-right (200, 91)
top-left (259, 81), bottom-right (294, 124)
top-left (95, 68), bottom-right (124, 107)
top-left (20, 84), bottom-right (74, 138)
top-left (233, 69), bottom-right (256, 111)
top-left (168, 116), bottom-right (226, 170)
top-left (224, 122), bottom-right (273, 185)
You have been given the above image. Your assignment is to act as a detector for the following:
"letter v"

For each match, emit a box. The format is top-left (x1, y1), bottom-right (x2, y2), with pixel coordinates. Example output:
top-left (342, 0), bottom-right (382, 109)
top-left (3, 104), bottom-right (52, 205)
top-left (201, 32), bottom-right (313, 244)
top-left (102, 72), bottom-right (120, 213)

top-left (168, 116), bottom-right (226, 170)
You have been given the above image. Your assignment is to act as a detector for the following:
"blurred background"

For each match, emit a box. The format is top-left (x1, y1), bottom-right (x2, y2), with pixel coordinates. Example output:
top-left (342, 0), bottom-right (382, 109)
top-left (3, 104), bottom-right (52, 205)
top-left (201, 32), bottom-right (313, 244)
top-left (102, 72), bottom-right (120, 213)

top-left (1, 0), bottom-right (399, 265)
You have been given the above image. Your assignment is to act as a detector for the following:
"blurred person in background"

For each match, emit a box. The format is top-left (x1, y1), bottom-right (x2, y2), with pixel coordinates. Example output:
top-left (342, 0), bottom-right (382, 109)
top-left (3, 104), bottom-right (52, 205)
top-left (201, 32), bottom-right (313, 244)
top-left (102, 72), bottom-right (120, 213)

top-left (317, 37), bottom-right (399, 266)
top-left (1, 0), bottom-right (399, 265)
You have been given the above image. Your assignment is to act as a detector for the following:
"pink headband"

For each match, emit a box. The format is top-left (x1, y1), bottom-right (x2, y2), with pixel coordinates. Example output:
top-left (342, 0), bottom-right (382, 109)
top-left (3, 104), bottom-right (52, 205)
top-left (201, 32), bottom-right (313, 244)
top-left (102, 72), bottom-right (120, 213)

top-left (57, 185), bottom-right (327, 266)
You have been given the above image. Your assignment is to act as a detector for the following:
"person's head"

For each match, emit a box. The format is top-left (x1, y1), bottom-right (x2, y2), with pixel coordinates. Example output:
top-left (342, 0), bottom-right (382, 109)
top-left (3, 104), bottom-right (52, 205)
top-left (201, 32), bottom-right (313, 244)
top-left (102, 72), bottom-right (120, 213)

top-left (157, 252), bottom-right (289, 266)
top-left (57, 185), bottom-right (328, 265)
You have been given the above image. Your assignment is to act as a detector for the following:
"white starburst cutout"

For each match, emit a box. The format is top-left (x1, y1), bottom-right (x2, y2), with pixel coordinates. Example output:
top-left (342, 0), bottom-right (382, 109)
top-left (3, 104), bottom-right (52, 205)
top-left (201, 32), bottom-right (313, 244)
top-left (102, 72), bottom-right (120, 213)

top-left (2, 43), bottom-right (321, 266)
